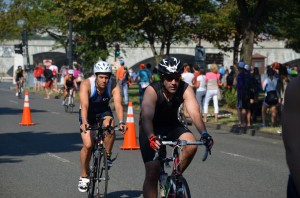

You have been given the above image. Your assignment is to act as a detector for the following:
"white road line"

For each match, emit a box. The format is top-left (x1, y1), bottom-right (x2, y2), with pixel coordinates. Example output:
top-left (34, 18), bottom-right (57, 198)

top-left (47, 153), bottom-right (70, 163)
top-left (50, 111), bottom-right (60, 115)
top-left (221, 151), bottom-right (262, 162)
top-left (9, 100), bottom-right (18, 104)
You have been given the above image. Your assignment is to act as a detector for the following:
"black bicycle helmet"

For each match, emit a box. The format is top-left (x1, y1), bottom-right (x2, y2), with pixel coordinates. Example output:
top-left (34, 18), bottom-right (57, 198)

top-left (158, 57), bottom-right (183, 76)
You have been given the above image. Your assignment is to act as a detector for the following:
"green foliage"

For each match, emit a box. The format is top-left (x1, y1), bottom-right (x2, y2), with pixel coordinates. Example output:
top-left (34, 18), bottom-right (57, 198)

top-left (224, 88), bottom-right (237, 109)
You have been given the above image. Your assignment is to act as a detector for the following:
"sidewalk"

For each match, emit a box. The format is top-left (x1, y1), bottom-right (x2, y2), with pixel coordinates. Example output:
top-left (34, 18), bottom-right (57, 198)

top-left (205, 122), bottom-right (282, 140)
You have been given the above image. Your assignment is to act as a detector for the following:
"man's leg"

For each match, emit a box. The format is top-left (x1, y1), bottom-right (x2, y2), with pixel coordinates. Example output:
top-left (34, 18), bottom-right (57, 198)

top-left (143, 161), bottom-right (160, 198)
top-left (79, 130), bottom-right (93, 192)
top-left (178, 132), bottom-right (197, 173)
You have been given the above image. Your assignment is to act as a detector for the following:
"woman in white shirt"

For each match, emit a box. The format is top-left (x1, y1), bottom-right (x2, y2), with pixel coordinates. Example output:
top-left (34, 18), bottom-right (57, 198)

top-left (261, 68), bottom-right (279, 127)
top-left (195, 68), bottom-right (206, 112)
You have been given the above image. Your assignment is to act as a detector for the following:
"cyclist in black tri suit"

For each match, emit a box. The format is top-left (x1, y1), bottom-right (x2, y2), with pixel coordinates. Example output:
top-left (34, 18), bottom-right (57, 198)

top-left (15, 66), bottom-right (26, 97)
top-left (139, 57), bottom-right (214, 198)
top-left (78, 61), bottom-right (127, 193)
top-left (62, 69), bottom-right (78, 105)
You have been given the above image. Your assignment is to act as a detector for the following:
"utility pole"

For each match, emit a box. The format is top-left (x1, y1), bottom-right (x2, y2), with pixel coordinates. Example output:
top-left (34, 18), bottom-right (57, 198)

top-left (67, 10), bottom-right (73, 68)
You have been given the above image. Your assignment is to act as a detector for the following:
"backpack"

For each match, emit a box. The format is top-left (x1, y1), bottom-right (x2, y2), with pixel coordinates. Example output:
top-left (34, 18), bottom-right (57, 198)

top-left (44, 68), bottom-right (53, 80)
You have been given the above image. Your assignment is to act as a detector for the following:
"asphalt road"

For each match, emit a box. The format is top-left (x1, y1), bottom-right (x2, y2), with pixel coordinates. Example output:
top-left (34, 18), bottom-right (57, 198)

top-left (0, 83), bottom-right (289, 198)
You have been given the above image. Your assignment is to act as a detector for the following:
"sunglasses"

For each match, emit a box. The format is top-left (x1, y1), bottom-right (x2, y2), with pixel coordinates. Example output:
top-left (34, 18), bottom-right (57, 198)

top-left (165, 75), bottom-right (181, 82)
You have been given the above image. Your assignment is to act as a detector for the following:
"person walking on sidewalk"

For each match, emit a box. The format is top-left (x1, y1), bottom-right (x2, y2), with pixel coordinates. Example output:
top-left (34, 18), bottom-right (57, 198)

top-left (78, 60), bottom-right (127, 193)
top-left (139, 57), bottom-right (213, 198)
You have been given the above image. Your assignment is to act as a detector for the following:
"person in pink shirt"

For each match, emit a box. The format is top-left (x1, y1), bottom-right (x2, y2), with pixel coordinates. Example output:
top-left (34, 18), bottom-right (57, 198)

top-left (203, 64), bottom-right (220, 123)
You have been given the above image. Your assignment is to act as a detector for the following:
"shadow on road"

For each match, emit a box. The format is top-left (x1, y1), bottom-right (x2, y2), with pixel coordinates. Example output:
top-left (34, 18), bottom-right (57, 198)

top-left (0, 131), bottom-right (81, 163)
top-left (0, 107), bottom-right (47, 115)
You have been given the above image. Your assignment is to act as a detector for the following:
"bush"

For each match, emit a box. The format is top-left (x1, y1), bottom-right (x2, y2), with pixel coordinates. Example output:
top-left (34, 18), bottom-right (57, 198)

top-left (224, 88), bottom-right (237, 109)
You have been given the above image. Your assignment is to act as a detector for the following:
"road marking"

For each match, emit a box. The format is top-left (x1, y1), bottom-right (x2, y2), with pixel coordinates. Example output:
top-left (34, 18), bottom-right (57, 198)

top-left (47, 153), bottom-right (70, 163)
top-left (9, 100), bottom-right (18, 104)
top-left (50, 111), bottom-right (60, 115)
top-left (221, 151), bottom-right (262, 162)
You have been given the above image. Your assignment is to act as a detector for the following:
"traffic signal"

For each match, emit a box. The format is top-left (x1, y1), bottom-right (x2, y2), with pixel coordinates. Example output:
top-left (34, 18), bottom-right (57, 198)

top-left (115, 44), bottom-right (121, 57)
top-left (14, 44), bottom-right (23, 54)
top-left (21, 30), bottom-right (27, 46)
top-left (195, 45), bottom-right (206, 61)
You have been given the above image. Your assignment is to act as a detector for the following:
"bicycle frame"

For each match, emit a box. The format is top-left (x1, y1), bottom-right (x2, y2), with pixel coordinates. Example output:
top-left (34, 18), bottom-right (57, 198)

top-left (155, 137), bottom-right (208, 198)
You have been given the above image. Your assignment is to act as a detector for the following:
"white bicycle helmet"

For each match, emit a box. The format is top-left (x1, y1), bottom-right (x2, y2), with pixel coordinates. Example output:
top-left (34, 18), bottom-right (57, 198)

top-left (94, 61), bottom-right (112, 74)
top-left (68, 69), bottom-right (74, 75)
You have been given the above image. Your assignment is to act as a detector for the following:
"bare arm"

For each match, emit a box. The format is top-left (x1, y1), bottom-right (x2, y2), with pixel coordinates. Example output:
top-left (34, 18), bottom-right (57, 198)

top-left (282, 77), bottom-right (300, 193)
top-left (141, 86), bottom-right (157, 139)
top-left (73, 78), bottom-right (78, 90)
top-left (79, 79), bottom-right (90, 132)
top-left (112, 83), bottom-right (124, 123)
top-left (183, 85), bottom-right (206, 133)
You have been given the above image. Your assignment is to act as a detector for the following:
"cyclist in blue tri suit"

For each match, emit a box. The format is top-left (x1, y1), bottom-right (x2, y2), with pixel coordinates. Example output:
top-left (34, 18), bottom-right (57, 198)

top-left (139, 57), bottom-right (214, 198)
top-left (78, 60), bottom-right (127, 192)
top-left (15, 66), bottom-right (26, 96)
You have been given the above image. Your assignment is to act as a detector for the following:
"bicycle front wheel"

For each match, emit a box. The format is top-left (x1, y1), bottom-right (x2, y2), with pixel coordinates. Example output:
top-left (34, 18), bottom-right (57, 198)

top-left (88, 151), bottom-right (97, 198)
top-left (97, 149), bottom-right (108, 197)
top-left (166, 176), bottom-right (191, 198)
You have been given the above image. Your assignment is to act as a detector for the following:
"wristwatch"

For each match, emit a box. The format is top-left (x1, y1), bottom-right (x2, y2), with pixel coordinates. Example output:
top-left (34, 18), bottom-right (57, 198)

top-left (119, 120), bottom-right (125, 125)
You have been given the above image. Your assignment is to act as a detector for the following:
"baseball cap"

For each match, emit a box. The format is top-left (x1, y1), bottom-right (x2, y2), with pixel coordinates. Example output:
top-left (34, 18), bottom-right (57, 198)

top-left (120, 60), bottom-right (125, 65)
top-left (238, 61), bottom-right (245, 68)
top-left (244, 65), bottom-right (250, 71)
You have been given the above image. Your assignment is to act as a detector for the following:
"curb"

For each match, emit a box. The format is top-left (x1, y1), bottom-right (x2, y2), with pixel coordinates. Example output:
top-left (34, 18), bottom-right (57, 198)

top-left (205, 122), bottom-right (282, 140)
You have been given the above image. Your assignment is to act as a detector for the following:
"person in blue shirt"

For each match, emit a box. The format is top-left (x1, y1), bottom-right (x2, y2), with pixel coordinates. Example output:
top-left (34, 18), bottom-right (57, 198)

top-left (136, 63), bottom-right (152, 106)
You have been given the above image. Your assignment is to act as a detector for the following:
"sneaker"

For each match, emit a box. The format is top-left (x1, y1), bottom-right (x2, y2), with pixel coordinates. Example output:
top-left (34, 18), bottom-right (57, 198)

top-left (78, 177), bottom-right (90, 192)
top-left (16, 92), bottom-right (18, 96)
top-left (106, 155), bottom-right (113, 168)
top-left (62, 101), bottom-right (65, 106)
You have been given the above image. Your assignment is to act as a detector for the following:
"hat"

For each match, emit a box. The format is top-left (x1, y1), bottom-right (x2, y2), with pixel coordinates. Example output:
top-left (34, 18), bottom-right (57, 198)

top-left (120, 60), bottom-right (125, 65)
top-left (238, 61), bottom-right (245, 68)
top-left (140, 63), bottom-right (145, 69)
top-left (244, 64), bottom-right (250, 71)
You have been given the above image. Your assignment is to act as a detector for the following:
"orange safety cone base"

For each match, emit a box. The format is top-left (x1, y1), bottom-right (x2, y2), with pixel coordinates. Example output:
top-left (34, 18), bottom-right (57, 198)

top-left (19, 91), bottom-right (35, 126)
top-left (120, 102), bottom-right (140, 150)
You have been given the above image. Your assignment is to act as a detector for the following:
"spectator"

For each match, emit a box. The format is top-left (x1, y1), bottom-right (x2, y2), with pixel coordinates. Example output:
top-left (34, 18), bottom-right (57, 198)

top-left (236, 63), bottom-right (254, 127)
top-left (195, 67), bottom-right (206, 112)
top-left (146, 63), bottom-right (154, 82)
top-left (203, 64), bottom-right (220, 123)
top-left (59, 63), bottom-right (69, 85)
top-left (128, 68), bottom-right (137, 83)
top-left (192, 64), bottom-right (200, 88)
top-left (226, 65), bottom-right (235, 89)
top-left (33, 63), bottom-right (44, 92)
top-left (181, 65), bottom-right (194, 87)
top-left (44, 65), bottom-right (55, 99)
top-left (121, 67), bottom-right (130, 106)
top-left (221, 69), bottom-right (229, 87)
top-left (250, 67), bottom-right (262, 122)
top-left (282, 75), bottom-right (300, 198)
top-left (218, 64), bottom-right (225, 80)
top-left (49, 61), bottom-right (59, 90)
top-left (116, 60), bottom-right (127, 105)
top-left (261, 68), bottom-right (279, 127)
top-left (152, 67), bottom-right (160, 82)
top-left (136, 63), bottom-right (151, 106)
top-left (74, 64), bottom-right (84, 91)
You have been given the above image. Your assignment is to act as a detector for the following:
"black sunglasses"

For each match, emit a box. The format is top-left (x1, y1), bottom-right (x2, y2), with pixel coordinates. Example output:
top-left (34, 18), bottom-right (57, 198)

top-left (164, 75), bottom-right (181, 82)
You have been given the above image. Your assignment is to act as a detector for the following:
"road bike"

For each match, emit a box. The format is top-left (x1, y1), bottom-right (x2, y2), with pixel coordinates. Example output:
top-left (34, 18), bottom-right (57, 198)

top-left (17, 80), bottom-right (23, 98)
top-left (86, 117), bottom-right (122, 198)
top-left (154, 135), bottom-right (210, 198)
top-left (64, 88), bottom-right (75, 113)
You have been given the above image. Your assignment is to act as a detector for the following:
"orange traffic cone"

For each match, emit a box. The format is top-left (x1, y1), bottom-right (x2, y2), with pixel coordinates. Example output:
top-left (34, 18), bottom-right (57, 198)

top-left (120, 102), bottom-right (140, 150)
top-left (19, 91), bottom-right (35, 126)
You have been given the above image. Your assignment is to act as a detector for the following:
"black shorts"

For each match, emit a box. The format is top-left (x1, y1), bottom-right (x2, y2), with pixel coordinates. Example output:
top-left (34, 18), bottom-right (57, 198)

top-left (78, 109), bottom-right (113, 132)
top-left (139, 123), bottom-right (191, 163)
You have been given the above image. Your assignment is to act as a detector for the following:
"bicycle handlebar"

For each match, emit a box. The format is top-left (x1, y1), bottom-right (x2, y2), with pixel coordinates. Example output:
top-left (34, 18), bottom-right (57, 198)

top-left (153, 137), bottom-right (210, 162)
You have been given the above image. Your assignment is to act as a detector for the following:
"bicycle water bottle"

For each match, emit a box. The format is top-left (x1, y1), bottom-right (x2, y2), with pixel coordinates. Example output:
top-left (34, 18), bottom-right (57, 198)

top-left (94, 149), bottom-right (99, 158)
top-left (159, 171), bottom-right (168, 197)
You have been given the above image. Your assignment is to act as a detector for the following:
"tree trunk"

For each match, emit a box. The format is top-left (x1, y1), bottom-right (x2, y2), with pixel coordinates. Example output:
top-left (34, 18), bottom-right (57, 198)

top-left (240, 25), bottom-right (254, 65)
